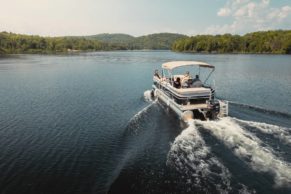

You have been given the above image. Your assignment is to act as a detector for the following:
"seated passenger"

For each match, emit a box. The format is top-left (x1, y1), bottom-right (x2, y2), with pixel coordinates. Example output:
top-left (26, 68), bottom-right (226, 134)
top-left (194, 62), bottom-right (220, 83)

top-left (184, 71), bottom-right (190, 79)
top-left (192, 75), bottom-right (203, 87)
top-left (182, 71), bottom-right (191, 87)
top-left (173, 77), bottom-right (181, 88)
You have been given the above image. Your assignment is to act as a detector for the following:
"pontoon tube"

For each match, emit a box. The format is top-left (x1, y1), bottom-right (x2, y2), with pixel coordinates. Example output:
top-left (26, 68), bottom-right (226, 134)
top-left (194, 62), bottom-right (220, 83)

top-left (154, 88), bottom-right (193, 121)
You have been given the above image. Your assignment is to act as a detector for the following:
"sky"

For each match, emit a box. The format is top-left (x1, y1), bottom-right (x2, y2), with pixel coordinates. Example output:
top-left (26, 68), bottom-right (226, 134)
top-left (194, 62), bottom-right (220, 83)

top-left (0, 0), bottom-right (290, 37)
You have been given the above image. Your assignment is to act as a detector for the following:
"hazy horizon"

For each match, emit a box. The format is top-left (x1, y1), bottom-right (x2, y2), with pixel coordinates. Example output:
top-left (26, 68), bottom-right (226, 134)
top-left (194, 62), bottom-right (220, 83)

top-left (0, 0), bottom-right (291, 37)
top-left (2, 30), bottom-right (291, 39)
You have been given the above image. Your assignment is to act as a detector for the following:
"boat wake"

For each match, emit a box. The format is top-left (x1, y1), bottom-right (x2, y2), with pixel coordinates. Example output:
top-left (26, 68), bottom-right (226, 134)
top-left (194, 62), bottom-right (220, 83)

top-left (233, 118), bottom-right (291, 145)
top-left (108, 98), bottom-right (159, 191)
top-left (126, 91), bottom-right (158, 135)
top-left (195, 117), bottom-right (291, 187)
top-left (128, 102), bottom-right (155, 125)
top-left (229, 101), bottom-right (291, 118)
top-left (167, 119), bottom-right (232, 193)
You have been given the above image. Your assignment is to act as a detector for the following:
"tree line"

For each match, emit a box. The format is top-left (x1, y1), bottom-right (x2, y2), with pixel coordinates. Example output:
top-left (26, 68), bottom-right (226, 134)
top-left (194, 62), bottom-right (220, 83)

top-left (0, 32), bottom-right (124, 54)
top-left (0, 32), bottom-right (187, 54)
top-left (172, 30), bottom-right (291, 54)
top-left (1, 30), bottom-right (291, 54)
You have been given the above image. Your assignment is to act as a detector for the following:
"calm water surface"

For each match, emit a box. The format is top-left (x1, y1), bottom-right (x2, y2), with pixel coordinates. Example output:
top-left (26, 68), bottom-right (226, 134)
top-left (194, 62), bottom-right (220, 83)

top-left (0, 51), bottom-right (291, 194)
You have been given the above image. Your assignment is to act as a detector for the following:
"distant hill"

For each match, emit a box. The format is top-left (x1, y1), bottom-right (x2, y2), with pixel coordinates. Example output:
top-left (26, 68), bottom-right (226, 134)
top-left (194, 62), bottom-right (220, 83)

top-left (84, 33), bottom-right (187, 50)
top-left (85, 33), bottom-right (135, 45)
top-left (132, 33), bottom-right (188, 49)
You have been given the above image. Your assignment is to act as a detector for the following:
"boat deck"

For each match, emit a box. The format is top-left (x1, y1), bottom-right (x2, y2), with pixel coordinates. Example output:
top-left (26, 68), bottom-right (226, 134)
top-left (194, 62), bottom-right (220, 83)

top-left (154, 76), bottom-right (211, 97)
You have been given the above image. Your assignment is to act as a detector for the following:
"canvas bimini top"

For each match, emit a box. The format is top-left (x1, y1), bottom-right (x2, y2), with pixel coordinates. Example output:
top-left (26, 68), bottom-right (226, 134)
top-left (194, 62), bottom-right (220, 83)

top-left (162, 61), bottom-right (214, 70)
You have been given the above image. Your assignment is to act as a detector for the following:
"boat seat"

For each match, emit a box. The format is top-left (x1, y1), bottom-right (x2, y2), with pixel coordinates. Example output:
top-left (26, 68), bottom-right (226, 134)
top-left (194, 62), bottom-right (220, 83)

top-left (173, 87), bottom-right (211, 96)
top-left (173, 75), bottom-right (185, 80)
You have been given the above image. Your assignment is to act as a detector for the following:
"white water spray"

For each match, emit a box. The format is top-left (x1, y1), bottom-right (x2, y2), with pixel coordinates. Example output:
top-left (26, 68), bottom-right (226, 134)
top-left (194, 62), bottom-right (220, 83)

top-left (232, 118), bottom-right (291, 145)
top-left (195, 117), bottom-right (291, 187)
top-left (143, 90), bottom-right (153, 102)
top-left (127, 100), bottom-right (158, 135)
top-left (130, 90), bottom-right (157, 123)
top-left (168, 119), bottom-right (232, 193)
top-left (129, 102), bottom-right (155, 123)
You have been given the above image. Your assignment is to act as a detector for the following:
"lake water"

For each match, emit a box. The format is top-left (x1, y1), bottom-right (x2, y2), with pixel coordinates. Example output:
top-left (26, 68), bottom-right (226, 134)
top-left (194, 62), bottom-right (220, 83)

top-left (0, 51), bottom-right (291, 194)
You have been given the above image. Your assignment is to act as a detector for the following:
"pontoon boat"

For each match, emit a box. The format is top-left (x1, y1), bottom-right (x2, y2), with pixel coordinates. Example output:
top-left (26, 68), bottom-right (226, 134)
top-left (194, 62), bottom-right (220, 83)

top-left (151, 61), bottom-right (228, 121)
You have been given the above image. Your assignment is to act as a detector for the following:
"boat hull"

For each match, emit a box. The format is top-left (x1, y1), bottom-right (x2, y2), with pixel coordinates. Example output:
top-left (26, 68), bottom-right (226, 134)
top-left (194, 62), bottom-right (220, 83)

top-left (151, 86), bottom-right (227, 121)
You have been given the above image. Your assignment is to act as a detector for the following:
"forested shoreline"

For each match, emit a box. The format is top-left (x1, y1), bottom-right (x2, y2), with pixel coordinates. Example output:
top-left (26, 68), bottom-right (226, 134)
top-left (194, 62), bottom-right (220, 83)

top-left (1, 30), bottom-right (291, 54)
top-left (0, 32), bottom-right (123, 54)
top-left (172, 30), bottom-right (291, 54)
top-left (0, 32), bottom-right (185, 54)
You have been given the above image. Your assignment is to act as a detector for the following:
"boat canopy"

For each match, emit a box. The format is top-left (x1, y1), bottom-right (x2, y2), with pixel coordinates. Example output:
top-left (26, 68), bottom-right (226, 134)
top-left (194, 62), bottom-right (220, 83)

top-left (162, 61), bottom-right (214, 70)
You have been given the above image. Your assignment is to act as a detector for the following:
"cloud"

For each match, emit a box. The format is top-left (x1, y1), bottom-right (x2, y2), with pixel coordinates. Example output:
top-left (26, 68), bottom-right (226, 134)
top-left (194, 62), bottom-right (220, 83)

top-left (206, 0), bottom-right (291, 34)
top-left (217, 8), bottom-right (231, 16)
top-left (277, 6), bottom-right (291, 20)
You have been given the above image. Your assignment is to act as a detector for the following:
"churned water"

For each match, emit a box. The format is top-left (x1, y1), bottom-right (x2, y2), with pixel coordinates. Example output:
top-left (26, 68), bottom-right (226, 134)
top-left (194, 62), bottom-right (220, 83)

top-left (0, 51), bottom-right (290, 194)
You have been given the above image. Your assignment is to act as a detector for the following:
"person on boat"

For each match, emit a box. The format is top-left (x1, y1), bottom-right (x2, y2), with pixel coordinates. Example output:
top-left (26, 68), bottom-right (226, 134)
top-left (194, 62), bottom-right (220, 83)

top-left (184, 71), bottom-right (191, 79)
top-left (192, 74), bottom-right (203, 87)
top-left (154, 69), bottom-right (161, 79)
top-left (181, 71), bottom-right (191, 87)
top-left (174, 77), bottom-right (181, 88)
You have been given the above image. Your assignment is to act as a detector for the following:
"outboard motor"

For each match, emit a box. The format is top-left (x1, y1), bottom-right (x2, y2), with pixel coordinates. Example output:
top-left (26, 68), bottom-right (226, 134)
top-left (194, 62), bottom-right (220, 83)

top-left (218, 100), bottom-right (229, 117)
top-left (207, 100), bottom-right (220, 119)
top-left (212, 100), bottom-right (220, 113)
top-left (208, 100), bottom-right (229, 119)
